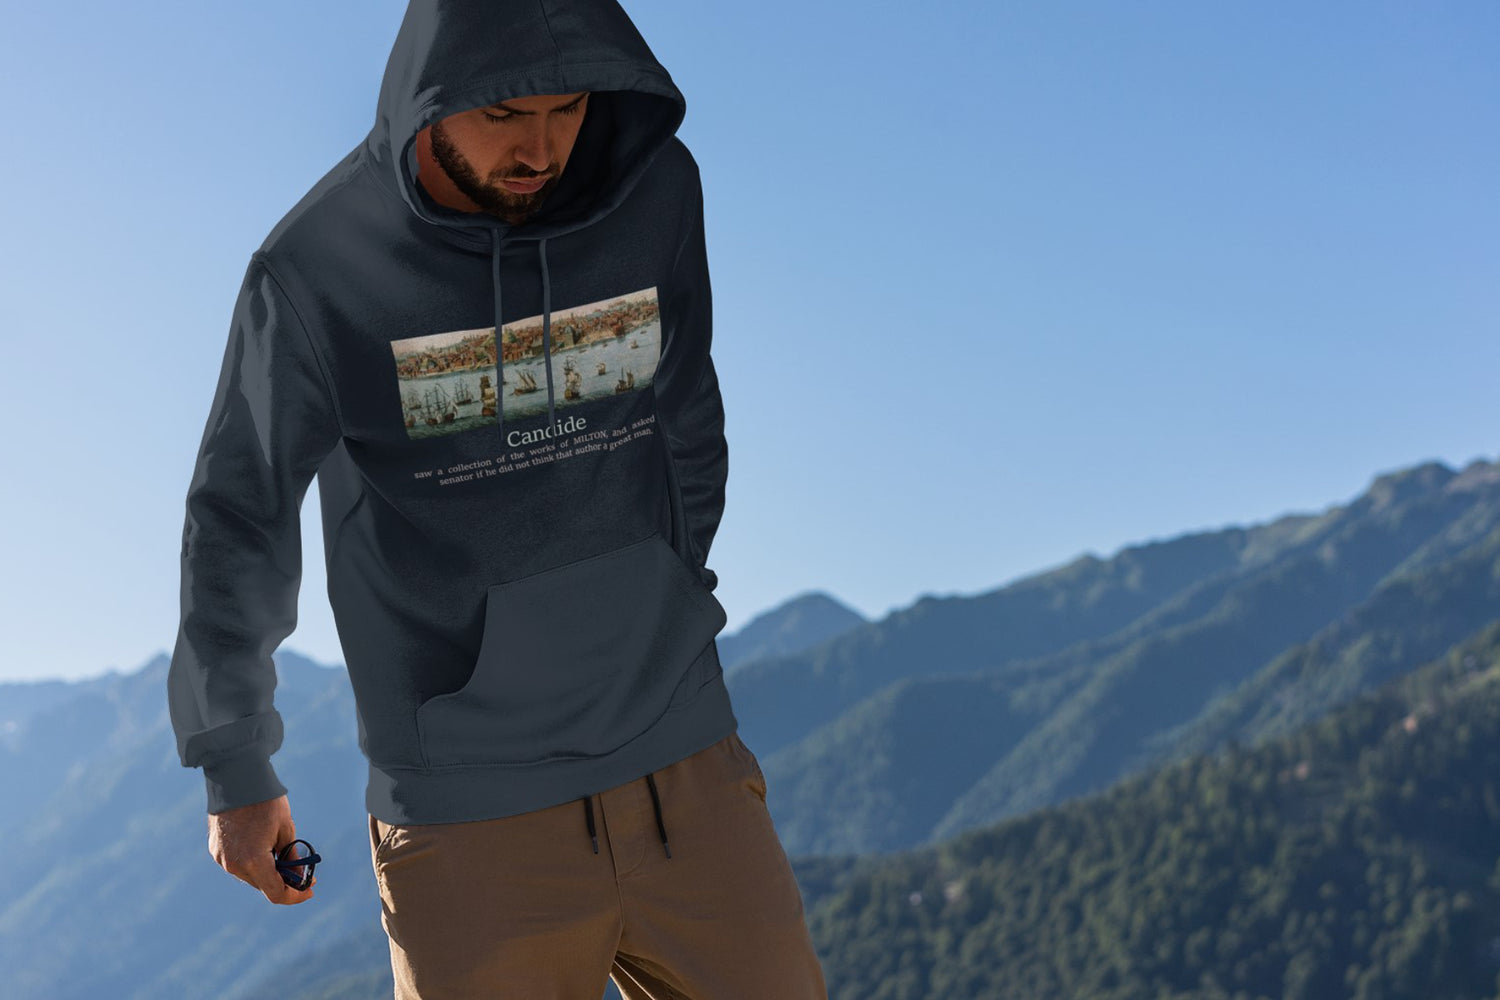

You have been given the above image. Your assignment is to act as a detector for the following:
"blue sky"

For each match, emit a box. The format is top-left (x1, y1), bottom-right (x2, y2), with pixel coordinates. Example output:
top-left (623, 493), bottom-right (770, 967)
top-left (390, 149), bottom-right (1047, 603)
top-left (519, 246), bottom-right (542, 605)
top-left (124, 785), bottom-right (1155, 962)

top-left (2, 1), bottom-right (1495, 683)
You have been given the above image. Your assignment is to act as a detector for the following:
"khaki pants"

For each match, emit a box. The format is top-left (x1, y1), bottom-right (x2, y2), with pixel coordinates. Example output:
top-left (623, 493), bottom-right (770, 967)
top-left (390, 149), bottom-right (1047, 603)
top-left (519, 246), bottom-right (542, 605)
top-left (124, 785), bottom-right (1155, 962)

top-left (368, 732), bottom-right (830, 999)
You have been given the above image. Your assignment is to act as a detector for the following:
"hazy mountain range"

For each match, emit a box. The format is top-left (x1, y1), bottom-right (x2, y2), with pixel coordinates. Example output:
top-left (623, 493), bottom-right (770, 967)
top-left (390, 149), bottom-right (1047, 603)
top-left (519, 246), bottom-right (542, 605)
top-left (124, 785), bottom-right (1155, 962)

top-left (2, 454), bottom-right (1496, 999)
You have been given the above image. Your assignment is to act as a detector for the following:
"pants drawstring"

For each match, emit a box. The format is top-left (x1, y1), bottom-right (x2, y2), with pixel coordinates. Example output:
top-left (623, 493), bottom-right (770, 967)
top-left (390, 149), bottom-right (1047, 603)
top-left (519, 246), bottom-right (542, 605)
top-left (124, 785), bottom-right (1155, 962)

top-left (583, 794), bottom-right (599, 854)
top-left (579, 771), bottom-right (671, 859)
top-left (645, 772), bottom-right (672, 859)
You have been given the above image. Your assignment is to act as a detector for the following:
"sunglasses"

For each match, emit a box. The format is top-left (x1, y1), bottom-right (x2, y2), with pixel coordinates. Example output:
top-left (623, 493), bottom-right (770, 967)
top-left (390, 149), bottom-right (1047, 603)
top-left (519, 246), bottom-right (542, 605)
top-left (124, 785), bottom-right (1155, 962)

top-left (272, 839), bottom-right (322, 891)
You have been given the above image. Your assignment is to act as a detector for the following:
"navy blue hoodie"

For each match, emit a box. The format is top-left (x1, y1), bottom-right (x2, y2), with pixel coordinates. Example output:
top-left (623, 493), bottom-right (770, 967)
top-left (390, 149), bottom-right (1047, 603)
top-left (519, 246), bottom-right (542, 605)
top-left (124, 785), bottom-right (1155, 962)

top-left (168, 0), bottom-right (736, 839)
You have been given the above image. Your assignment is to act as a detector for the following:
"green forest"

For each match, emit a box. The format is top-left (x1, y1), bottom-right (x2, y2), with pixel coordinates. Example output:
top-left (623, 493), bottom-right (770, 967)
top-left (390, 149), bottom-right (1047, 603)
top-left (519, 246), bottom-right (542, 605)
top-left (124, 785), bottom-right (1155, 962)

top-left (798, 620), bottom-right (1500, 1000)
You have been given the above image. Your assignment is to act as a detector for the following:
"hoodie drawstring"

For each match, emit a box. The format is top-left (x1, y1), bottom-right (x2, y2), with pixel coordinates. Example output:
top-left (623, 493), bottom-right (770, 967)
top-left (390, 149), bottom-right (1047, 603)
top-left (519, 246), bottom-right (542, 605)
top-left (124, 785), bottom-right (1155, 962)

top-left (538, 236), bottom-right (557, 422)
top-left (580, 772), bottom-right (672, 859)
top-left (490, 230), bottom-right (558, 444)
top-left (489, 234), bottom-right (666, 860)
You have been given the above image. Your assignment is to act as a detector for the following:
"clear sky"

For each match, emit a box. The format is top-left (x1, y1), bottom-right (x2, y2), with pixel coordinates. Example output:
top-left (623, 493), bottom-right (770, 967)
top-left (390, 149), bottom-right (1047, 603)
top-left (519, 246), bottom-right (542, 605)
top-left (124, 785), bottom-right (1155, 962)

top-left (1, 1), bottom-right (1495, 683)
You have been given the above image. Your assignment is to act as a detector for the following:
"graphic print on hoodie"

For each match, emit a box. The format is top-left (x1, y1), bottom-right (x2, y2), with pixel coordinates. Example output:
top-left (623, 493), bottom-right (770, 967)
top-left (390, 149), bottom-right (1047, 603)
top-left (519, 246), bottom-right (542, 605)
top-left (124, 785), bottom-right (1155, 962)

top-left (391, 285), bottom-right (662, 447)
top-left (167, 0), bottom-right (739, 827)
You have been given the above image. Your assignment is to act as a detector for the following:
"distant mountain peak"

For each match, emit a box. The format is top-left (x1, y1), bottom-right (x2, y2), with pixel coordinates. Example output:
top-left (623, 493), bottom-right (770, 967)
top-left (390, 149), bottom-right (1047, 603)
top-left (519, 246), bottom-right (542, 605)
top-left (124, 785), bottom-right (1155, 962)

top-left (717, 591), bottom-right (866, 672)
top-left (1362, 459), bottom-right (1458, 511)
top-left (1446, 456), bottom-right (1500, 494)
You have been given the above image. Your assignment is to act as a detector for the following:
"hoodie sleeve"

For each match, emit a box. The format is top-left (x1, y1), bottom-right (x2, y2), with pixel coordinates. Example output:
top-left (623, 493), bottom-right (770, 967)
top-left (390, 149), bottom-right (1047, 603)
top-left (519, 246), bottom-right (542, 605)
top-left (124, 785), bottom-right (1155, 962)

top-left (167, 252), bottom-right (342, 814)
top-left (654, 163), bottom-right (728, 593)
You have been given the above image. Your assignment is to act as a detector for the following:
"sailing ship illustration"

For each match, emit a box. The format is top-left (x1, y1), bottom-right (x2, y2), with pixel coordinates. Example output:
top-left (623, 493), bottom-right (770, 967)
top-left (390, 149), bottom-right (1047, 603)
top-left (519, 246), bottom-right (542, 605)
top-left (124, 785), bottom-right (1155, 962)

top-left (596, 361), bottom-right (607, 375)
top-left (454, 376), bottom-right (474, 404)
top-left (479, 374), bottom-right (496, 417)
top-left (563, 356), bottom-right (582, 400)
top-left (614, 369), bottom-right (635, 393)
top-left (630, 338), bottom-right (639, 349)
top-left (422, 382), bottom-right (457, 425)
top-left (512, 369), bottom-right (541, 395)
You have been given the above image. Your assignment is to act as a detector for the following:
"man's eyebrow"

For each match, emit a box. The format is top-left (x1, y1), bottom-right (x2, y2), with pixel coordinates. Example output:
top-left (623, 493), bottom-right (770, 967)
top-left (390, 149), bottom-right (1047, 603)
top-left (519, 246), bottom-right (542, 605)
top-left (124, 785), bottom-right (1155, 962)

top-left (484, 93), bottom-right (588, 115)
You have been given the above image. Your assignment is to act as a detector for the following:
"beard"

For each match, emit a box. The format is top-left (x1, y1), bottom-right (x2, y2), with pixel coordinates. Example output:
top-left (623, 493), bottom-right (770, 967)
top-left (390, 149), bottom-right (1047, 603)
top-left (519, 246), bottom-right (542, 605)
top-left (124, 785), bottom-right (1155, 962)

top-left (429, 119), bottom-right (560, 225)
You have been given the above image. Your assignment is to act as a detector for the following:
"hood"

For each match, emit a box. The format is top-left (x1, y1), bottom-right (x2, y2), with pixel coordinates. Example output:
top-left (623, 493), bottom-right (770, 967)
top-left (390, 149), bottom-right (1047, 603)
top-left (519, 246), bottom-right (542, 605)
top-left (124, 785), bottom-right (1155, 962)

top-left (363, 0), bottom-right (688, 436)
top-left (365, 0), bottom-right (689, 248)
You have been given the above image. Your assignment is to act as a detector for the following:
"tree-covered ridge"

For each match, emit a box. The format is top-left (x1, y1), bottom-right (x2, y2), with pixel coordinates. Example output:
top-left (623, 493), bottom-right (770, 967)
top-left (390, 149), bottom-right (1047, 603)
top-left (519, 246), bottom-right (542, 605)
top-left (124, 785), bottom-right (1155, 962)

top-left (749, 459), bottom-right (1500, 857)
top-left (804, 620), bottom-right (1500, 1000)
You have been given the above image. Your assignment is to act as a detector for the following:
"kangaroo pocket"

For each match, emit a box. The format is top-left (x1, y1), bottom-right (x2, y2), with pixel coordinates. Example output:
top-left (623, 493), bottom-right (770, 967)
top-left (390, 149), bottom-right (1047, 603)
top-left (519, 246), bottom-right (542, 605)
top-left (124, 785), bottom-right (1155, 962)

top-left (416, 530), bottom-right (728, 768)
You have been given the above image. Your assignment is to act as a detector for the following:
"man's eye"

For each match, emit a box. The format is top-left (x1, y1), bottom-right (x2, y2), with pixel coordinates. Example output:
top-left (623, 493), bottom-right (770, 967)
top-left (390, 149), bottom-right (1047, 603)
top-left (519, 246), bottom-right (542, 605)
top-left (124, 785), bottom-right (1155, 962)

top-left (481, 103), bottom-right (583, 124)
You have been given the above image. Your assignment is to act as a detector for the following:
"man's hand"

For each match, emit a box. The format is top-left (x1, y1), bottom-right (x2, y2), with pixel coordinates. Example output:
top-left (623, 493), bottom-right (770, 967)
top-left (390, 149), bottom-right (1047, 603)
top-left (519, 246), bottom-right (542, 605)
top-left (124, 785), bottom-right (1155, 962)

top-left (207, 794), bottom-right (317, 905)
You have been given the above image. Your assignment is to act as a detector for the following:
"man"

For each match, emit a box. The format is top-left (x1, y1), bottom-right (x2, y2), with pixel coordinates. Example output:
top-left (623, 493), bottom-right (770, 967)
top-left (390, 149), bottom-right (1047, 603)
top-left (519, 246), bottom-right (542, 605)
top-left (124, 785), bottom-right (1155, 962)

top-left (166, 1), bottom-right (830, 997)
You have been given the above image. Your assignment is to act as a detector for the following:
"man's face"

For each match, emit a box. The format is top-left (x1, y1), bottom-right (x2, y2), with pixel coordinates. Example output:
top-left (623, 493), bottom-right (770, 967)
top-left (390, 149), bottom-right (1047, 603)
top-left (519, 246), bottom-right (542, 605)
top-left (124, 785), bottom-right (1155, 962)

top-left (419, 91), bottom-right (590, 225)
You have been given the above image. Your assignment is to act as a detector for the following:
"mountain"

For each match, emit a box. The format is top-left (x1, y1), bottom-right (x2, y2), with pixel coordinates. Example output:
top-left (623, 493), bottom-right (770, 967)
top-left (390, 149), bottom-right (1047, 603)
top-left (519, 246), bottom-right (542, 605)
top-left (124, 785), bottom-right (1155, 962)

top-left (734, 457), bottom-right (1500, 856)
top-left (0, 675), bottom-right (93, 738)
top-left (798, 618), bottom-right (1500, 999)
top-left (716, 590), bottom-right (867, 674)
top-left (2, 453), bottom-right (1496, 999)
top-left (0, 651), bottom-right (374, 1000)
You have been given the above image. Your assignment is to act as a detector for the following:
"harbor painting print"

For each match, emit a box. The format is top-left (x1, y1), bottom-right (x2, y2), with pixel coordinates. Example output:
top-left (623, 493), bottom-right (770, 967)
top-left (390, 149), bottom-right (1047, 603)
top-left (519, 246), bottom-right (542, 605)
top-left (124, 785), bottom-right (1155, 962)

top-left (390, 285), bottom-right (662, 440)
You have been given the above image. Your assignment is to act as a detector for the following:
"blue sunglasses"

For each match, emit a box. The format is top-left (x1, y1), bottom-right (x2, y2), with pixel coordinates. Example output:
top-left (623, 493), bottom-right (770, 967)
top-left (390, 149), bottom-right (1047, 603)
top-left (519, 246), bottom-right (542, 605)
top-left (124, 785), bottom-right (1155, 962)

top-left (272, 839), bottom-right (322, 890)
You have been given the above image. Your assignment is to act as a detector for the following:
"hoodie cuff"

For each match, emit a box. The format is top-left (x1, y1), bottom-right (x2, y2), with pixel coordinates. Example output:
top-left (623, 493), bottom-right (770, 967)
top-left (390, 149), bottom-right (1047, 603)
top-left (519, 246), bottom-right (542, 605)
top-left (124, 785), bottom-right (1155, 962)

top-left (203, 753), bottom-right (288, 814)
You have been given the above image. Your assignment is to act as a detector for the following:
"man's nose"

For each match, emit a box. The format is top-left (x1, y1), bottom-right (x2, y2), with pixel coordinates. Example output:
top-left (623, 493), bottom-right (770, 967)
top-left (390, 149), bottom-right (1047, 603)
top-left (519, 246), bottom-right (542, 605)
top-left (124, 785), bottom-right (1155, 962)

top-left (512, 128), bottom-right (554, 171)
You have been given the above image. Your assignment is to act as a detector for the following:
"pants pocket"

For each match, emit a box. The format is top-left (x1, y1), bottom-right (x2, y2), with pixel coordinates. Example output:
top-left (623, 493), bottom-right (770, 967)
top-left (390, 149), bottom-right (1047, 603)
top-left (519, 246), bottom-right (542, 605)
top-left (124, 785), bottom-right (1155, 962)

top-left (416, 531), bottom-right (727, 768)
top-left (729, 732), bottom-right (769, 802)
top-left (369, 814), bottom-right (401, 868)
